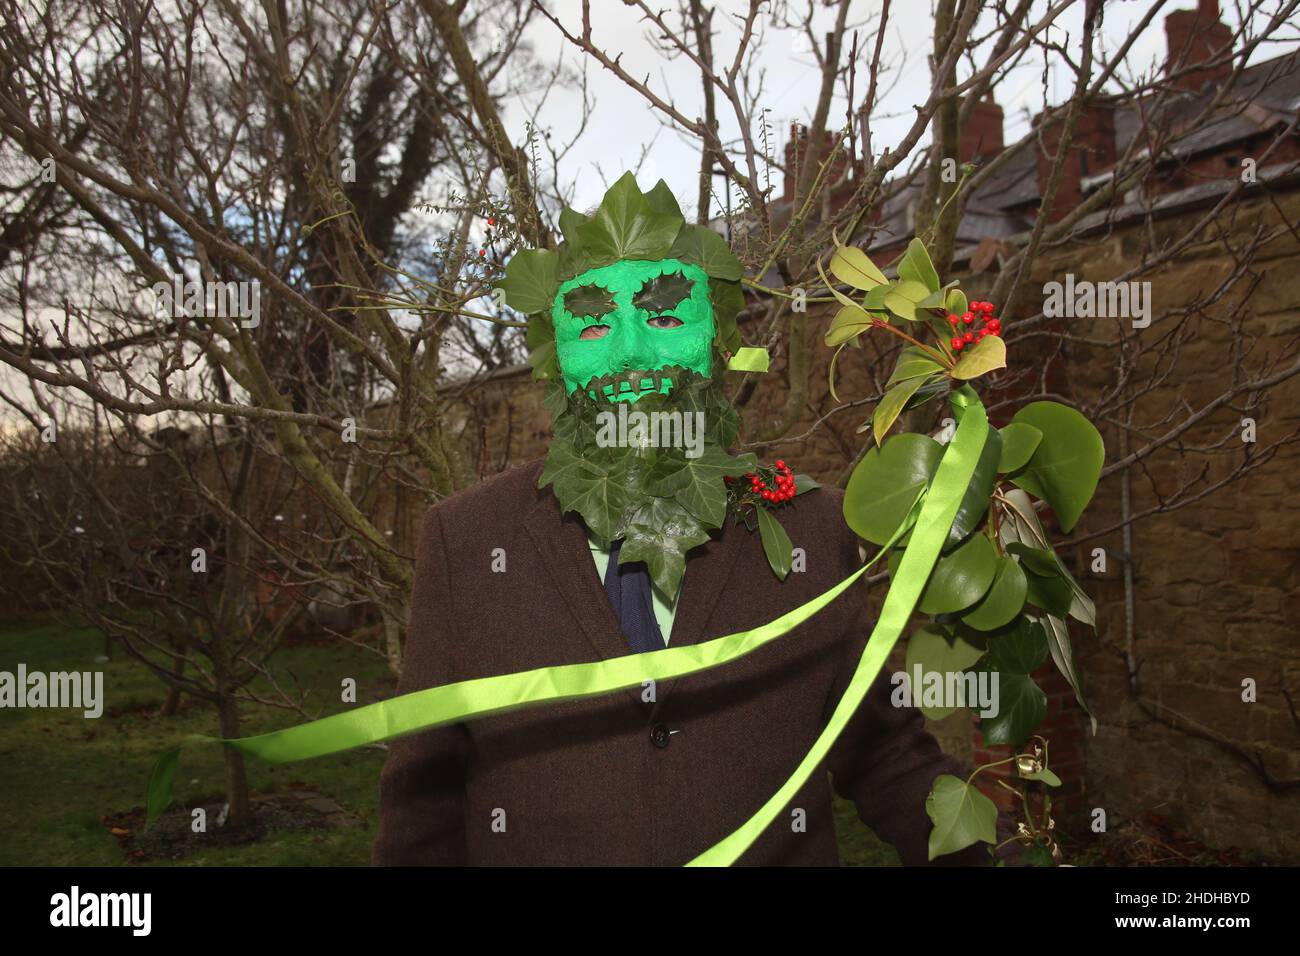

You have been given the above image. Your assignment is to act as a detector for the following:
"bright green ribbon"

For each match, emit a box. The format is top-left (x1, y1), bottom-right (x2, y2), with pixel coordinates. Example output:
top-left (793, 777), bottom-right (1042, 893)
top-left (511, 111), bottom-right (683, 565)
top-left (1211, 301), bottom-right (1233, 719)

top-left (148, 389), bottom-right (989, 866)
top-left (688, 385), bottom-right (987, 864)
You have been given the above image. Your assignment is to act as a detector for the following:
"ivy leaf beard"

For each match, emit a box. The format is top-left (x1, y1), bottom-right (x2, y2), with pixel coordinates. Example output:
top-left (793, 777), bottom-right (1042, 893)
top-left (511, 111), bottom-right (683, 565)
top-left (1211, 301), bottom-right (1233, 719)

top-left (538, 364), bottom-right (758, 596)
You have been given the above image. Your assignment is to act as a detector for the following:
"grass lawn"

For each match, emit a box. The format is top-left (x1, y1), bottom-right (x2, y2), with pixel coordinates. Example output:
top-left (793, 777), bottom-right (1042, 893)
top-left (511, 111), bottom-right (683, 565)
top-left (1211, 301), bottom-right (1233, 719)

top-left (0, 617), bottom-right (895, 866)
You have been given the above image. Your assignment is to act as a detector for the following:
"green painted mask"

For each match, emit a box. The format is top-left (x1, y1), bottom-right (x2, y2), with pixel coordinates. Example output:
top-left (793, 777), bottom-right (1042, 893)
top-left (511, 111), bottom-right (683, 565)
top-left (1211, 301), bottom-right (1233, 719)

top-left (552, 258), bottom-right (715, 403)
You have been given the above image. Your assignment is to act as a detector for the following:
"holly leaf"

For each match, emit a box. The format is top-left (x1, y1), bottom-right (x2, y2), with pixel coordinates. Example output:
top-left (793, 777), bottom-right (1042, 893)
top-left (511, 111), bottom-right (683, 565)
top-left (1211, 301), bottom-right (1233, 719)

top-left (632, 271), bottom-right (695, 314)
top-left (619, 497), bottom-right (711, 595)
top-left (926, 774), bottom-right (999, 860)
top-left (563, 283), bottom-right (617, 319)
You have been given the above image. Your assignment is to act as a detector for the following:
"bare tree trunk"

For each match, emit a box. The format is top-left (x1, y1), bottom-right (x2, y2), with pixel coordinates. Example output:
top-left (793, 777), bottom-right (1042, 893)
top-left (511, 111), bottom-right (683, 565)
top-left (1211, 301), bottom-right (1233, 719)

top-left (216, 690), bottom-right (253, 831)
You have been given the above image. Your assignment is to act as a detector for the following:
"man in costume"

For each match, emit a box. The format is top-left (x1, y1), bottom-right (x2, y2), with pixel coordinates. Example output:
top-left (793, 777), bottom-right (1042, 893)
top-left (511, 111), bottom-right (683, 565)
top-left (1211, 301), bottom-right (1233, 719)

top-left (372, 175), bottom-right (1012, 866)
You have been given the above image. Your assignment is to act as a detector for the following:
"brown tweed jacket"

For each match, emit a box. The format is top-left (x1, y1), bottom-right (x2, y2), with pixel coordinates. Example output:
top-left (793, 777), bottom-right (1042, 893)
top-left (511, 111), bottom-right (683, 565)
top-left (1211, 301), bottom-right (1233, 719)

top-left (372, 457), bottom-right (1010, 866)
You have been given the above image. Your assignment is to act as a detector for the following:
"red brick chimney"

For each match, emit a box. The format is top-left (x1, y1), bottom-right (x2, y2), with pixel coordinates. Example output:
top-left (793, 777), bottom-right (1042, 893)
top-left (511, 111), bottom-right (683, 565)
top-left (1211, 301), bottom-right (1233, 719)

top-left (1033, 101), bottom-right (1117, 223)
top-left (961, 93), bottom-right (1005, 163)
top-left (1164, 0), bottom-right (1233, 91)
top-left (783, 122), bottom-right (851, 203)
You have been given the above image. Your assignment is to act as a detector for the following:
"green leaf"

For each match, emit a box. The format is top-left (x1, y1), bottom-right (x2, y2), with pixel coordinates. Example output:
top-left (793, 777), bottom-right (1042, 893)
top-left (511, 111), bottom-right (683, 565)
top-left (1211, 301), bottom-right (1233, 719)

top-left (872, 375), bottom-right (931, 446)
top-left (1023, 567), bottom-right (1075, 618)
top-left (945, 428), bottom-right (1002, 549)
top-left (632, 271), bottom-right (695, 313)
top-left (862, 281), bottom-right (894, 311)
top-left (830, 245), bottom-right (887, 289)
top-left (997, 423), bottom-right (1043, 473)
top-left (792, 473), bottom-right (820, 494)
top-left (619, 496), bottom-right (712, 595)
top-left (926, 774), bottom-right (999, 860)
top-left (887, 347), bottom-right (945, 386)
top-left (1039, 612), bottom-right (1096, 735)
top-left (756, 507), bottom-right (793, 580)
top-left (669, 226), bottom-right (744, 281)
top-left (548, 451), bottom-right (632, 542)
top-left (825, 304), bottom-right (874, 347)
top-left (1007, 401), bottom-right (1105, 533)
top-left (891, 533), bottom-right (997, 615)
top-left (1005, 542), bottom-right (1063, 577)
top-left (647, 446), bottom-right (757, 527)
top-left (961, 555), bottom-right (1028, 631)
top-left (1023, 767), bottom-right (1062, 786)
top-left (563, 283), bottom-right (617, 319)
top-left (917, 279), bottom-right (961, 309)
top-left (577, 172), bottom-right (681, 262)
top-left (558, 206), bottom-right (587, 246)
top-left (881, 279), bottom-right (932, 322)
top-left (905, 624), bottom-right (987, 720)
top-left (951, 335), bottom-right (1007, 380)
top-left (898, 237), bottom-right (941, 292)
top-left (644, 179), bottom-right (684, 219)
top-left (844, 433), bottom-right (943, 545)
top-left (977, 669), bottom-right (1048, 747)
top-left (984, 616), bottom-right (1050, 673)
top-left (498, 248), bottom-right (559, 314)
top-left (945, 288), bottom-right (968, 316)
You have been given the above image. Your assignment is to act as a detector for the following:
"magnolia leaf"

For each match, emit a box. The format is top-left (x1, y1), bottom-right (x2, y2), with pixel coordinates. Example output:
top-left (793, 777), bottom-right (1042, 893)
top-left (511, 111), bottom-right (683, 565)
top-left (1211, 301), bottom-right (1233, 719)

top-left (899, 238), bottom-right (941, 292)
top-left (905, 624), bottom-right (987, 720)
top-left (563, 283), bottom-right (617, 319)
top-left (825, 304), bottom-right (875, 347)
top-left (917, 533), bottom-right (998, 614)
top-left (1007, 401), bottom-right (1105, 533)
top-left (1005, 542), bottom-right (1064, 577)
top-left (830, 245), bottom-right (887, 289)
top-left (951, 335), bottom-right (1007, 380)
top-left (945, 427), bottom-right (1002, 550)
top-left (926, 774), bottom-right (998, 860)
top-left (633, 272), bottom-right (694, 313)
top-left (844, 433), bottom-right (943, 545)
top-left (498, 248), bottom-right (558, 314)
top-left (578, 173), bottom-right (681, 262)
top-left (997, 422), bottom-right (1043, 473)
top-left (961, 555), bottom-right (1028, 631)
top-left (669, 226), bottom-right (743, 281)
top-left (1023, 567), bottom-right (1075, 618)
top-left (872, 375), bottom-right (931, 446)
top-left (756, 507), bottom-right (793, 581)
top-left (1038, 612), bottom-right (1097, 735)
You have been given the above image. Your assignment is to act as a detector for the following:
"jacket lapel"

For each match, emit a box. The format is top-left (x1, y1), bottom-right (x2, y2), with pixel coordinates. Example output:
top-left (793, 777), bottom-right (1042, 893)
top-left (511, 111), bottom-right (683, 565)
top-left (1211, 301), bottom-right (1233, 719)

top-left (520, 463), bottom-right (747, 712)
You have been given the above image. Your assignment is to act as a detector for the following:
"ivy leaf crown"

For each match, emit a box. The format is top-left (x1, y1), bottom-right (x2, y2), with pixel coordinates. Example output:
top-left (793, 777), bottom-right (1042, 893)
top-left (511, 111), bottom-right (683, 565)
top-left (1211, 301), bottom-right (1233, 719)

top-left (496, 172), bottom-right (747, 380)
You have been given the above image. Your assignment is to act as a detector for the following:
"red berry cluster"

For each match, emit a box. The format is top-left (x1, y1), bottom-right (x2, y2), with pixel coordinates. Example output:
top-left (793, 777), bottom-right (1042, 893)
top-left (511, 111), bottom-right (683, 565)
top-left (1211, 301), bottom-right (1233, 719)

top-left (725, 459), bottom-right (797, 503)
top-left (946, 300), bottom-right (1002, 351)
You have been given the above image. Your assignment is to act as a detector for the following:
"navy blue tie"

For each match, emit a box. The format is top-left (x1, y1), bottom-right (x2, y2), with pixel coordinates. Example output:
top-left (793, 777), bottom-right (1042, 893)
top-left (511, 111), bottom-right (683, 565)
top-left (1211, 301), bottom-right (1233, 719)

top-left (603, 537), bottom-right (665, 653)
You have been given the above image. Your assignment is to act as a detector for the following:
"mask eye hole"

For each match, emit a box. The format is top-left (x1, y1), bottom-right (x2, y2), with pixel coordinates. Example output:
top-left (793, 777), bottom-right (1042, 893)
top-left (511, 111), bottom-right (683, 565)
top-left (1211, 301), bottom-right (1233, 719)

top-left (633, 272), bottom-right (694, 315)
top-left (647, 315), bottom-right (683, 329)
top-left (578, 324), bottom-right (611, 340)
top-left (563, 284), bottom-right (616, 320)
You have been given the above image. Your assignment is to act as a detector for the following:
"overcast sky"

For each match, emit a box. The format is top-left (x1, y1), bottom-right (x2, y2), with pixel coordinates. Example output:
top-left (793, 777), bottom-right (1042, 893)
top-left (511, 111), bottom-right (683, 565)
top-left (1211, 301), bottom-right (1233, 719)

top-left (497, 0), bottom-right (1300, 217)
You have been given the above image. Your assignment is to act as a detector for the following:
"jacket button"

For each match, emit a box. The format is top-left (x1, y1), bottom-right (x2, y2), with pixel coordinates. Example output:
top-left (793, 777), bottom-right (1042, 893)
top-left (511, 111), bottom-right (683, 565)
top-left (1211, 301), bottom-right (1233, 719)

top-left (650, 723), bottom-right (672, 748)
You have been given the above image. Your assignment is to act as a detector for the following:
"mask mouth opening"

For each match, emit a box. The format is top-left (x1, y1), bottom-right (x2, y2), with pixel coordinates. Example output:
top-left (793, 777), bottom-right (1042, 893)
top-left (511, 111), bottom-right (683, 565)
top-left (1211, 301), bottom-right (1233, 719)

top-left (578, 367), bottom-right (677, 402)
